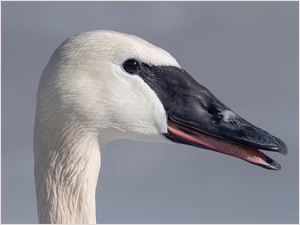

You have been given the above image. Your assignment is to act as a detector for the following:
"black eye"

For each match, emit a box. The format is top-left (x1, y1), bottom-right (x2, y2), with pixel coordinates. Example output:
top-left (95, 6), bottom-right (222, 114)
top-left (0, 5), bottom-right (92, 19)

top-left (123, 59), bottom-right (140, 74)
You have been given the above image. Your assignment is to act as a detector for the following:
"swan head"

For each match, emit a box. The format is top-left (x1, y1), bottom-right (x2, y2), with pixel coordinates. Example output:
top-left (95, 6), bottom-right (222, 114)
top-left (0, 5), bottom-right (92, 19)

top-left (37, 30), bottom-right (287, 170)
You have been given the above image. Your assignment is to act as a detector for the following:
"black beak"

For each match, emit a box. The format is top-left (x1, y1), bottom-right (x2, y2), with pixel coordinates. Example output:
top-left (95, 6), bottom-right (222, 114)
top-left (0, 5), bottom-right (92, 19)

top-left (137, 63), bottom-right (287, 170)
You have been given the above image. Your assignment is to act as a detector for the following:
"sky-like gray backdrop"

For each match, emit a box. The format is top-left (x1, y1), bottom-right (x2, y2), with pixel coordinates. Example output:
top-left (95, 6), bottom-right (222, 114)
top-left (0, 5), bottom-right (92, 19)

top-left (2, 1), bottom-right (298, 224)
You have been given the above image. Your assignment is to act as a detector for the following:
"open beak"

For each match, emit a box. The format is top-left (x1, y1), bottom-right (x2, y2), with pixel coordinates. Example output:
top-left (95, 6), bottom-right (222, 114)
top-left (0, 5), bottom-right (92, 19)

top-left (136, 64), bottom-right (287, 170)
top-left (161, 69), bottom-right (287, 170)
top-left (165, 118), bottom-right (287, 170)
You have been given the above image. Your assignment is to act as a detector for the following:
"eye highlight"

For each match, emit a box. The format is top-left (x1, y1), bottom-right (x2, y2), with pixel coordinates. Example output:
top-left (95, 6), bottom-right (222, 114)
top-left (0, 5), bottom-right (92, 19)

top-left (123, 59), bottom-right (140, 74)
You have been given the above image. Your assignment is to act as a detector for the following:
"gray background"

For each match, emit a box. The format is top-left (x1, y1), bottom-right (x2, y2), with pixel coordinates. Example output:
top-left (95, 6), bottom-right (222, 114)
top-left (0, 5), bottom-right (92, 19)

top-left (2, 2), bottom-right (298, 224)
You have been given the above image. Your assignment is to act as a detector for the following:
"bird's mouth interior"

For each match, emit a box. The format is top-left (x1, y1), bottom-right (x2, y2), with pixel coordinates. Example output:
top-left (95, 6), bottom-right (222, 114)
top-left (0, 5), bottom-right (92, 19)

top-left (167, 119), bottom-right (281, 170)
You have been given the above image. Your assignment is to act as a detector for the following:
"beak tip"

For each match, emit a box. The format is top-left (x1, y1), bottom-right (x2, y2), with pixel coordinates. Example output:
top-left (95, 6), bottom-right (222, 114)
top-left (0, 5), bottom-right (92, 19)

top-left (269, 159), bottom-right (281, 170)
top-left (277, 138), bottom-right (288, 156)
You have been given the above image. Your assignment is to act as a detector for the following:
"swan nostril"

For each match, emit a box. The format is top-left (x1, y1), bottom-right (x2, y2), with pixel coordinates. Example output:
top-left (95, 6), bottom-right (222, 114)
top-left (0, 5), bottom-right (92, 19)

top-left (230, 120), bottom-right (237, 125)
top-left (214, 110), bottom-right (223, 119)
top-left (214, 110), bottom-right (238, 125)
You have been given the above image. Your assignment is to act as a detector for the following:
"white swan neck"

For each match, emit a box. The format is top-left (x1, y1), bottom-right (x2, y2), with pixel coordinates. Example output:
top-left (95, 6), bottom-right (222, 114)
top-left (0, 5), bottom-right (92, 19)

top-left (34, 128), bottom-right (101, 224)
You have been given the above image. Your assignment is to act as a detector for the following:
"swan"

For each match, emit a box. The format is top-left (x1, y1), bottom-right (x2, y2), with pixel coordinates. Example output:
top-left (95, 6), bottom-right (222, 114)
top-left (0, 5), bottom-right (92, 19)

top-left (34, 30), bottom-right (287, 224)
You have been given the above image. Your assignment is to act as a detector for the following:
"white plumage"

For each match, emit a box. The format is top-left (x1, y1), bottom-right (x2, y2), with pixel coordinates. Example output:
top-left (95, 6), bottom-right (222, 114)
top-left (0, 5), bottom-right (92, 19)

top-left (34, 30), bottom-right (286, 224)
top-left (34, 30), bottom-right (179, 223)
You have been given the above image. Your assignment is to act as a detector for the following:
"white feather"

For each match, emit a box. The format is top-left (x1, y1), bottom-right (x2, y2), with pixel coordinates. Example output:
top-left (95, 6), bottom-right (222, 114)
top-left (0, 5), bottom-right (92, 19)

top-left (220, 110), bottom-right (236, 122)
top-left (34, 30), bottom-right (179, 223)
